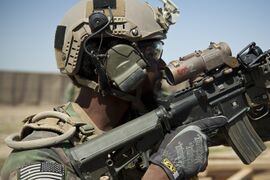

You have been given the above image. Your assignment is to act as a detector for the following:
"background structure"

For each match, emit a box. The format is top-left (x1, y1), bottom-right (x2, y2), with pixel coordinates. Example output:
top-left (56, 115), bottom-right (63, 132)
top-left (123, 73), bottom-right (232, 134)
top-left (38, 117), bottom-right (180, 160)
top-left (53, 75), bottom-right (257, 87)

top-left (0, 71), bottom-right (70, 105)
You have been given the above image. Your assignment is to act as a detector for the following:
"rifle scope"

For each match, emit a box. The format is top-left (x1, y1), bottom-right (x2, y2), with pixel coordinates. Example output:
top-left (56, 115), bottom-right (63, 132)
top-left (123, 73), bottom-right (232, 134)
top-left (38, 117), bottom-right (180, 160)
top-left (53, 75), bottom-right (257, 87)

top-left (165, 42), bottom-right (236, 85)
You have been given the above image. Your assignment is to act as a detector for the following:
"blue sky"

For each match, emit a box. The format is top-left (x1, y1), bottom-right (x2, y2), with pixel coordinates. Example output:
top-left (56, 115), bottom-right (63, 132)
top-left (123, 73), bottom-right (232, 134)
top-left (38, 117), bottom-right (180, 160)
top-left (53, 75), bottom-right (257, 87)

top-left (0, 0), bottom-right (269, 72)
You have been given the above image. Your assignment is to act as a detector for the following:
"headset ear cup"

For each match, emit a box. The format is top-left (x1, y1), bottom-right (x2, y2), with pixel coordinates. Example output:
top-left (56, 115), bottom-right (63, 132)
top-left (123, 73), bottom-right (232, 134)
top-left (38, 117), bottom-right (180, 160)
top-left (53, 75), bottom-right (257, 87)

top-left (89, 12), bottom-right (109, 32)
top-left (106, 44), bottom-right (147, 92)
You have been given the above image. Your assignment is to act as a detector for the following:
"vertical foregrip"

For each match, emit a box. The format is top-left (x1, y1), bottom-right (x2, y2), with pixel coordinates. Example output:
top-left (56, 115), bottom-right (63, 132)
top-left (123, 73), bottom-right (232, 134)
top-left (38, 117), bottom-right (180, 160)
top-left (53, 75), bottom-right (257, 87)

top-left (224, 114), bottom-right (266, 164)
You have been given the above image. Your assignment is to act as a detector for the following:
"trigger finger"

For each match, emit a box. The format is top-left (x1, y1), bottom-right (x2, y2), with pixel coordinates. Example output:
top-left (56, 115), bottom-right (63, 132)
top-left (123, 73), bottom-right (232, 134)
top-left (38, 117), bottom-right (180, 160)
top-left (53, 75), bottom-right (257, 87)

top-left (190, 116), bottom-right (228, 131)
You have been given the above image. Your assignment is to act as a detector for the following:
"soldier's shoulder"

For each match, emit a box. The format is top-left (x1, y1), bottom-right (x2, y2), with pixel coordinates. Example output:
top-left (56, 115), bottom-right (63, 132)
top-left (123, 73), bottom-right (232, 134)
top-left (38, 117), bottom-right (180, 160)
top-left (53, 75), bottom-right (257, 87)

top-left (5, 102), bottom-right (102, 150)
top-left (1, 102), bottom-right (98, 179)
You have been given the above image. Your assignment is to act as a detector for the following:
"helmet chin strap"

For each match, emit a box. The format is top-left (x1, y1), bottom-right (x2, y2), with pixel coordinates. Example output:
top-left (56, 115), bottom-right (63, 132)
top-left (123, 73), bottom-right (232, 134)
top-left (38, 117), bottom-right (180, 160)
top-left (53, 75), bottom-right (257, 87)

top-left (74, 75), bottom-right (147, 114)
top-left (74, 75), bottom-right (101, 93)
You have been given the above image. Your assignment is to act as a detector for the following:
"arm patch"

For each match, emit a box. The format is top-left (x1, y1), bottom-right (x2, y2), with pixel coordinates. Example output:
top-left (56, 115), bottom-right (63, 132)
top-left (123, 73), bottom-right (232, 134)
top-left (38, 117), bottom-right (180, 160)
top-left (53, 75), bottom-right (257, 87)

top-left (18, 162), bottom-right (64, 180)
top-left (54, 26), bottom-right (66, 50)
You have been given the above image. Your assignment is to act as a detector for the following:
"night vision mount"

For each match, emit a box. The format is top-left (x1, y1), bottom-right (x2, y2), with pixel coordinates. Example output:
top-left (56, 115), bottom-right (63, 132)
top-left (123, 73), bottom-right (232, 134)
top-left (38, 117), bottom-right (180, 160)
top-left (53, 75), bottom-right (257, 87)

top-left (159, 0), bottom-right (180, 25)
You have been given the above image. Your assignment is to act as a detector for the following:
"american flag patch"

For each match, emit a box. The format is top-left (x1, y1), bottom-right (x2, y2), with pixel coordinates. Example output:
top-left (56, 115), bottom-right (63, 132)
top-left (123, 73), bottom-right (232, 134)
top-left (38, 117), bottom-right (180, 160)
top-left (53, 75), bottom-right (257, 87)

top-left (18, 162), bottom-right (64, 180)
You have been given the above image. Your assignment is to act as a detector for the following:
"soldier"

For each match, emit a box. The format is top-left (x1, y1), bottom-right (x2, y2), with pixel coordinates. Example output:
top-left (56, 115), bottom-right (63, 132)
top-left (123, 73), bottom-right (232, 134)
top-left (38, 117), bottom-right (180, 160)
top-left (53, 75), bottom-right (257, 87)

top-left (1, 0), bottom-right (227, 179)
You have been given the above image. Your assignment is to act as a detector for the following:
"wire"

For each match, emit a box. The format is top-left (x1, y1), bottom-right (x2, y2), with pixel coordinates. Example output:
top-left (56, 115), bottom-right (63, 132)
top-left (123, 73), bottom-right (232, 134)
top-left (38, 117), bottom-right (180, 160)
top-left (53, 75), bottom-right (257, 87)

top-left (83, 7), bottom-right (113, 57)
top-left (98, 33), bottom-right (104, 54)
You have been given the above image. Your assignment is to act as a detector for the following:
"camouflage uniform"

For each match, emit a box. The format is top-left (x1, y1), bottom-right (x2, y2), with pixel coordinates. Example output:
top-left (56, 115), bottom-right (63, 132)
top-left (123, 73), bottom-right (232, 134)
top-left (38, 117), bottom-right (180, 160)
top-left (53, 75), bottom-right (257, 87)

top-left (1, 103), bottom-right (144, 180)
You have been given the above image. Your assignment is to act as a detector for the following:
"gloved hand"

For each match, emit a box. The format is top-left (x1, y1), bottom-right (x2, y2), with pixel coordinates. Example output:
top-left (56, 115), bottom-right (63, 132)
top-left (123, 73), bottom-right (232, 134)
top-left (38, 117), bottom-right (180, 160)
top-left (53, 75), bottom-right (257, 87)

top-left (150, 116), bottom-right (228, 180)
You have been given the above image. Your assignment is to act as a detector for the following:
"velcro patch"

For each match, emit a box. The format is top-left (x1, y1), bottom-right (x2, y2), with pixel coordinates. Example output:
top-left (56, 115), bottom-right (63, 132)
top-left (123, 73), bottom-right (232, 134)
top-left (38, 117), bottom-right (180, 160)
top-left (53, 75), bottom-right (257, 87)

top-left (18, 162), bottom-right (64, 180)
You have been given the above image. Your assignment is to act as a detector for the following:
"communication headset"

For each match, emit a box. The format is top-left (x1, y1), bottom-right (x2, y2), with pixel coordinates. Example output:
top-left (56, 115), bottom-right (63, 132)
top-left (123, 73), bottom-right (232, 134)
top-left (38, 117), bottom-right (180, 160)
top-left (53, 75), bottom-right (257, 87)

top-left (83, 1), bottom-right (151, 93)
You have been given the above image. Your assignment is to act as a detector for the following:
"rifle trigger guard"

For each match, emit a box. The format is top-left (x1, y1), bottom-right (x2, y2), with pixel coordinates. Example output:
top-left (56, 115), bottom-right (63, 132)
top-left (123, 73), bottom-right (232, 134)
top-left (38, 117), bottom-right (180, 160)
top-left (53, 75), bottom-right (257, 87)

top-left (107, 153), bottom-right (141, 177)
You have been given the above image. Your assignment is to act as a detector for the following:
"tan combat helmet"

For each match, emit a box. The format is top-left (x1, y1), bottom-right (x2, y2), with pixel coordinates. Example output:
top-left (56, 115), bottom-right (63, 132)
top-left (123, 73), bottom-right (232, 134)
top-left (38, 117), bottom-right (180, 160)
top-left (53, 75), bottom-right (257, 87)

top-left (54, 0), bottom-right (179, 93)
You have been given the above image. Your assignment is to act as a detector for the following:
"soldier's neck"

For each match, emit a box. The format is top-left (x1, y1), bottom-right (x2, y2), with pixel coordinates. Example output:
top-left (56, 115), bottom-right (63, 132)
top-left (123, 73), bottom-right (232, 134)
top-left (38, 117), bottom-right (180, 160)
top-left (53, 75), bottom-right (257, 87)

top-left (75, 87), bottom-right (130, 131)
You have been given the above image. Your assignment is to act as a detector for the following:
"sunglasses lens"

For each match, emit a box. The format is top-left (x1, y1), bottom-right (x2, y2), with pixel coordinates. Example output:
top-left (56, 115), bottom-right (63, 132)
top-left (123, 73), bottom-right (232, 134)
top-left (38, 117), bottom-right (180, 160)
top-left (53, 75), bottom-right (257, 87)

top-left (139, 41), bottom-right (164, 61)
